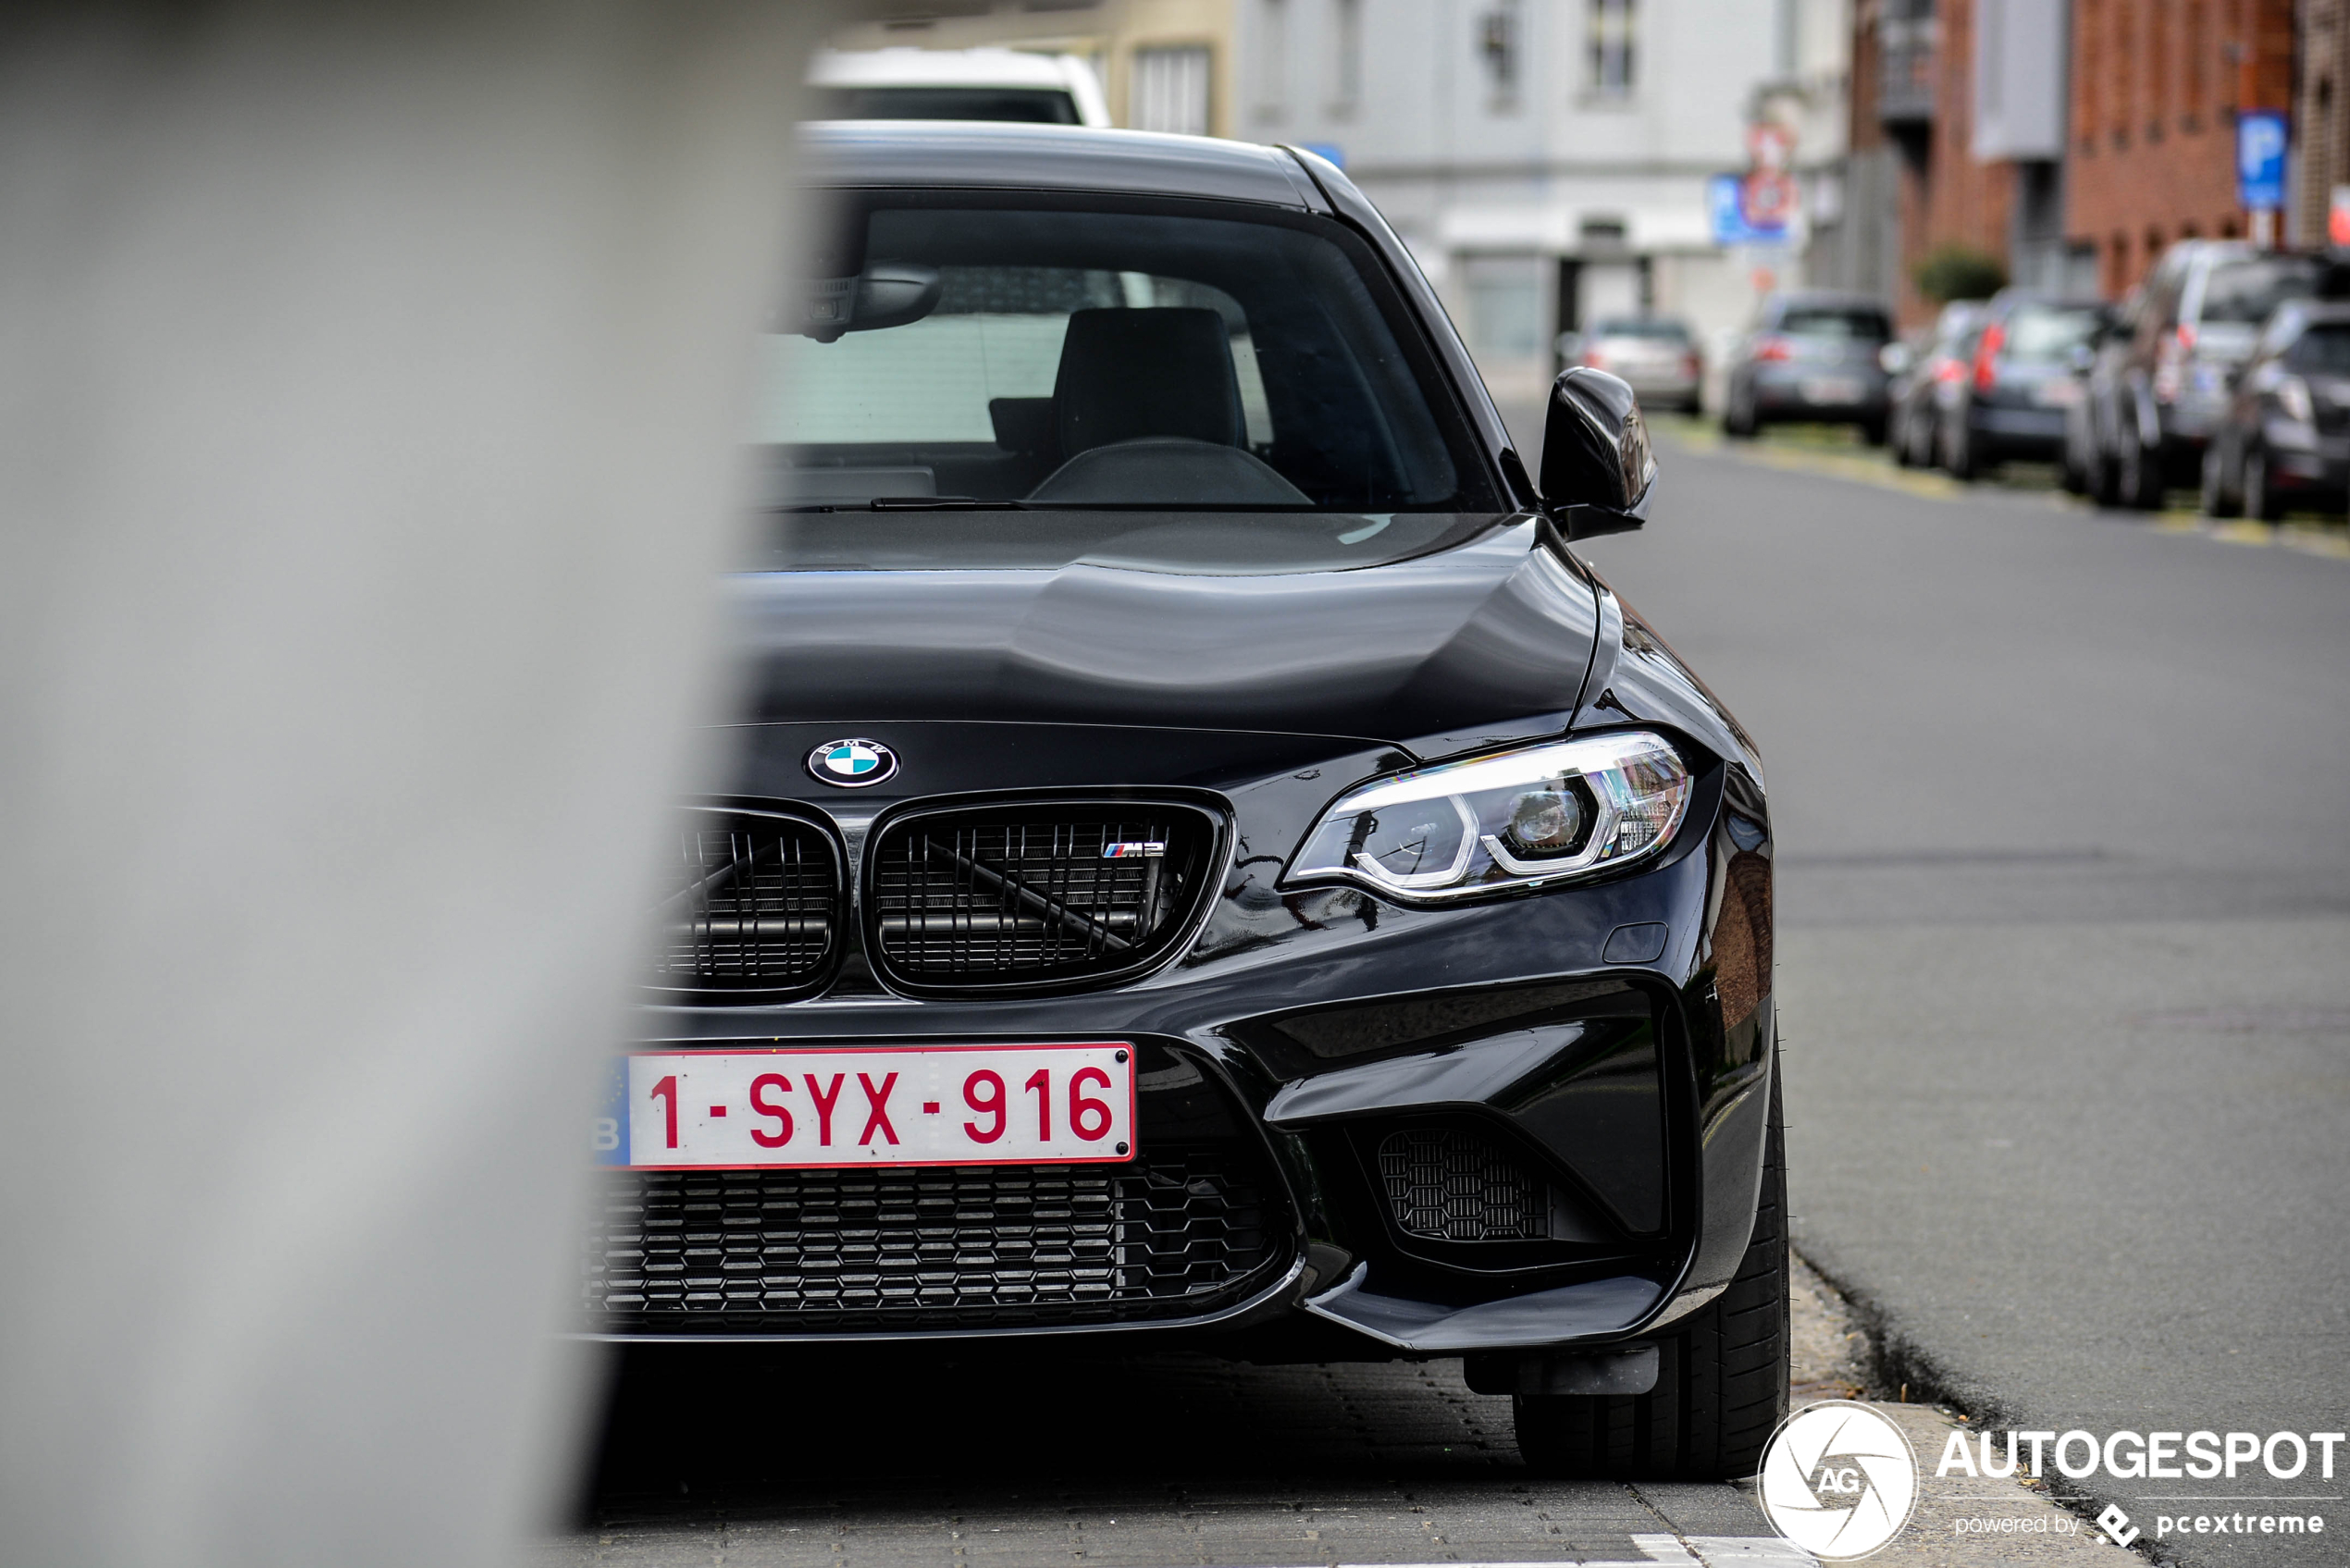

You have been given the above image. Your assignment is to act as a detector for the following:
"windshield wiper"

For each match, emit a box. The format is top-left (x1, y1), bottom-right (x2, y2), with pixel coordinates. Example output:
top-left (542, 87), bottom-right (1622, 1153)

top-left (770, 496), bottom-right (1033, 513)
top-left (869, 495), bottom-right (1030, 511)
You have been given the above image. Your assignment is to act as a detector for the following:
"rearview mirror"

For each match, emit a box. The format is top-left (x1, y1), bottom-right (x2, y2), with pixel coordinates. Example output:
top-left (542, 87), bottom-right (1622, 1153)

top-left (794, 263), bottom-right (941, 342)
top-left (1540, 367), bottom-right (1654, 539)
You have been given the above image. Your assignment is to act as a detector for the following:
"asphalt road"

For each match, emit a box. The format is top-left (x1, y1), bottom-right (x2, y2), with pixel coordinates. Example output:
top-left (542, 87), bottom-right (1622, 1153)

top-left (544, 426), bottom-right (2346, 1568)
top-left (1568, 426), bottom-right (2350, 1568)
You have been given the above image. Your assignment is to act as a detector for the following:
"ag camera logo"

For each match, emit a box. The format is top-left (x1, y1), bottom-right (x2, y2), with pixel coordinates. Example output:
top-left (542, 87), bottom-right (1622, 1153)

top-left (1760, 1401), bottom-right (1921, 1560)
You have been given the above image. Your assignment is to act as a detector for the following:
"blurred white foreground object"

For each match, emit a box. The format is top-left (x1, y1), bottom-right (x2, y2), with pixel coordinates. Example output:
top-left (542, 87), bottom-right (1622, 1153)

top-left (810, 45), bottom-right (1112, 126)
top-left (0, 5), bottom-right (834, 1563)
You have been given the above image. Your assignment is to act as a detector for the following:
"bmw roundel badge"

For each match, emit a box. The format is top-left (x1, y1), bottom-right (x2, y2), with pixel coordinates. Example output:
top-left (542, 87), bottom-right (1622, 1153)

top-left (807, 737), bottom-right (898, 788)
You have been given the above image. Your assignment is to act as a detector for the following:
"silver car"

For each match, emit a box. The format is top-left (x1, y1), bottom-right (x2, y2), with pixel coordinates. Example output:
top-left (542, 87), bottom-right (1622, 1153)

top-left (1721, 290), bottom-right (1893, 443)
top-left (1573, 315), bottom-right (1701, 414)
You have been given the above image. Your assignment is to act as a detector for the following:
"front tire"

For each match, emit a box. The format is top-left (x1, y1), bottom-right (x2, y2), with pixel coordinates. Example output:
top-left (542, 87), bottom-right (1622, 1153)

top-left (2245, 445), bottom-right (2285, 522)
top-left (1942, 415), bottom-right (1978, 480)
top-left (2201, 440), bottom-right (2243, 518)
top-left (1515, 1064), bottom-right (1789, 1481)
top-left (2118, 433), bottom-right (2165, 511)
top-left (1723, 381), bottom-right (1759, 438)
top-left (1891, 409), bottom-right (1920, 468)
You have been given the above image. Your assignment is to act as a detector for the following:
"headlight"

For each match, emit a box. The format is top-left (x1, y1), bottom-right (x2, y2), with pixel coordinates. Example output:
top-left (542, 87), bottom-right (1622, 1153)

top-left (2278, 375), bottom-right (2316, 426)
top-left (1285, 731), bottom-right (1692, 902)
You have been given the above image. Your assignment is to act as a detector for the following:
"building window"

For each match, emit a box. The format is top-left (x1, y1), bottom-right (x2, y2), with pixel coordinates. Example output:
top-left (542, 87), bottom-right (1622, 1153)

top-left (1134, 44), bottom-right (1213, 136)
top-left (1255, 0), bottom-right (1288, 121)
top-left (2075, 0), bottom-right (2101, 154)
top-left (1480, 2), bottom-right (1522, 99)
top-left (1588, 0), bottom-right (1637, 98)
top-left (2184, 0), bottom-right (2208, 128)
top-left (1331, 0), bottom-right (1363, 114)
top-left (1463, 255), bottom-right (1546, 361)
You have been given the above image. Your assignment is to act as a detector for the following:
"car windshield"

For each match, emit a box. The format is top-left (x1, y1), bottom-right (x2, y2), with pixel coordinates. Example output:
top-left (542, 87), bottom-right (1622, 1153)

top-left (1593, 318), bottom-right (1688, 340)
top-left (2197, 256), bottom-right (2320, 325)
top-left (2002, 304), bottom-right (2100, 361)
top-left (755, 198), bottom-right (1492, 535)
top-left (810, 86), bottom-right (1082, 124)
top-left (1778, 306), bottom-right (1890, 341)
top-left (2286, 323), bottom-right (2350, 374)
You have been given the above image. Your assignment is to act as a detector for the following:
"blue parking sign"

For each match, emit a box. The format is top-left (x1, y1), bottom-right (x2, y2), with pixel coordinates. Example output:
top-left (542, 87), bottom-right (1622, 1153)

top-left (1708, 172), bottom-right (1787, 245)
top-left (2238, 110), bottom-right (2287, 210)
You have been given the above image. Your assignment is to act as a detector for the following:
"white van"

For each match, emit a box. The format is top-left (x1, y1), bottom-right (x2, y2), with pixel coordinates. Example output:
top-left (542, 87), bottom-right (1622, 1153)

top-left (808, 47), bottom-right (1111, 129)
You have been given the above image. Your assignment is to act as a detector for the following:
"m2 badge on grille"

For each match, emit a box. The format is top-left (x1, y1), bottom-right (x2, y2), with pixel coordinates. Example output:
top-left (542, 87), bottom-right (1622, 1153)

top-left (591, 1043), bottom-right (1135, 1169)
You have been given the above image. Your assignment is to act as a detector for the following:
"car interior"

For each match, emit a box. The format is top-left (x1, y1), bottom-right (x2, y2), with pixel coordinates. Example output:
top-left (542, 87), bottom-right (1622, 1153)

top-left (758, 204), bottom-right (1488, 512)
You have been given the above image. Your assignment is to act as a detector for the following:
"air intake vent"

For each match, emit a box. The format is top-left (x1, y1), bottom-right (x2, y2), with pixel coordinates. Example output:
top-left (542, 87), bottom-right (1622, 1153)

top-left (1378, 1127), bottom-right (1552, 1241)
top-left (866, 802), bottom-right (1218, 991)
top-left (583, 1154), bottom-right (1279, 1332)
top-left (649, 809), bottom-right (839, 999)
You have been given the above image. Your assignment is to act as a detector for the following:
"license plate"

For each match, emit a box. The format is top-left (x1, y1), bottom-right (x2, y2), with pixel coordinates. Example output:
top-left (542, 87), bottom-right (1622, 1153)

top-left (592, 1043), bottom-right (1136, 1169)
top-left (1800, 377), bottom-right (1863, 404)
top-left (2035, 379), bottom-right (2084, 406)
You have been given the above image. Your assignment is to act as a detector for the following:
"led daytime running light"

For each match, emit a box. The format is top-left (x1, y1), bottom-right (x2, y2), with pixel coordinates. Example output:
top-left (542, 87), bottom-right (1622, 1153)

top-left (1286, 731), bottom-right (1692, 902)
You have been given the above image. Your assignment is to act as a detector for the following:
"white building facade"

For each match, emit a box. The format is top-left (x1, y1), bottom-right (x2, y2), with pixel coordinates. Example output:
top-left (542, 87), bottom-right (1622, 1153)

top-left (1236, 0), bottom-right (1850, 404)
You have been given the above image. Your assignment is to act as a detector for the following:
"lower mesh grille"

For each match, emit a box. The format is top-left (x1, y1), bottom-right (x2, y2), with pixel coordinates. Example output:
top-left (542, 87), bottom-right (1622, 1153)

top-left (650, 809), bottom-right (837, 997)
top-left (583, 1153), bottom-right (1279, 1332)
top-left (867, 805), bottom-right (1216, 989)
top-left (1378, 1127), bottom-right (1550, 1241)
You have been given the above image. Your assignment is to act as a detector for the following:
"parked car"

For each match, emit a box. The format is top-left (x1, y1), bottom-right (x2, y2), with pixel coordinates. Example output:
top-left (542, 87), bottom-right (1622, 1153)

top-left (1721, 290), bottom-right (1894, 441)
top-left (2199, 299), bottom-right (2350, 519)
top-left (2083, 241), bottom-right (2323, 509)
top-left (1934, 291), bottom-right (2104, 478)
top-left (2059, 298), bottom-right (2133, 494)
top-left (807, 46), bottom-right (1111, 127)
top-left (599, 120), bottom-right (1788, 1483)
top-left (1886, 302), bottom-right (1984, 469)
top-left (1575, 315), bottom-right (1702, 414)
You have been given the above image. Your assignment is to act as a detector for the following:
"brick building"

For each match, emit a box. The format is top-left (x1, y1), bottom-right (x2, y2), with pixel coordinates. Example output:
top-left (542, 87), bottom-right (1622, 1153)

top-left (2296, 0), bottom-right (2350, 245)
top-left (2064, 0), bottom-right (2294, 299)
top-left (1847, 0), bottom-right (2296, 324)
top-left (1853, 0), bottom-right (2049, 327)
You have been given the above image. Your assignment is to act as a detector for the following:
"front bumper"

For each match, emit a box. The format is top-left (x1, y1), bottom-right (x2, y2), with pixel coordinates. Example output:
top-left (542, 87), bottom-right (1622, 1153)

top-left (1970, 402), bottom-right (2068, 458)
top-left (586, 722), bottom-right (1775, 1359)
top-left (1749, 363), bottom-right (1887, 421)
top-left (1615, 369), bottom-right (1701, 404)
top-left (2262, 423), bottom-right (2350, 493)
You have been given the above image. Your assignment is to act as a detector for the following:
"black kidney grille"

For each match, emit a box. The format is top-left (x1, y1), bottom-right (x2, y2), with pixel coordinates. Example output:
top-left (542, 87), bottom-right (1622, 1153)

top-left (583, 1154), bottom-right (1277, 1332)
top-left (651, 812), bottom-right (836, 995)
top-left (869, 809), bottom-right (1212, 985)
top-left (1378, 1128), bottom-right (1550, 1241)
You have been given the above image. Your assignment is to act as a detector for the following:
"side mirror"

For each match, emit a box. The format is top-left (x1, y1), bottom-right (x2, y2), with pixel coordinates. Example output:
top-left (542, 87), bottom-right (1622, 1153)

top-left (1878, 342), bottom-right (1915, 377)
top-left (1540, 366), bottom-right (1654, 540)
top-left (2068, 342), bottom-right (2096, 374)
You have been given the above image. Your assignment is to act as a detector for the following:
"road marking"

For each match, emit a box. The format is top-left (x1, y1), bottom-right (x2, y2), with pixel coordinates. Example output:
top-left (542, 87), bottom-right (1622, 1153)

top-left (1321, 1543), bottom-right (1818, 1568)
top-left (1657, 420), bottom-right (2350, 563)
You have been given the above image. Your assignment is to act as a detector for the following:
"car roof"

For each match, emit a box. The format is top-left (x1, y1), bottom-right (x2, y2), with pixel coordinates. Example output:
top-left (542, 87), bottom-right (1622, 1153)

top-left (811, 46), bottom-right (1078, 91)
top-left (798, 121), bottom-right (1328, 210)
top-left (1767, 290), bottom-right (1889, 312)
top-left (1987, 290), bottom-right (2103, 315)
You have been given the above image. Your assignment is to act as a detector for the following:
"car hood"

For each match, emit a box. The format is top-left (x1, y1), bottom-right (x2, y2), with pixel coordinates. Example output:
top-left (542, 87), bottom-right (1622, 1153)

top-left (730, 516), bottom-right (1602, 759)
